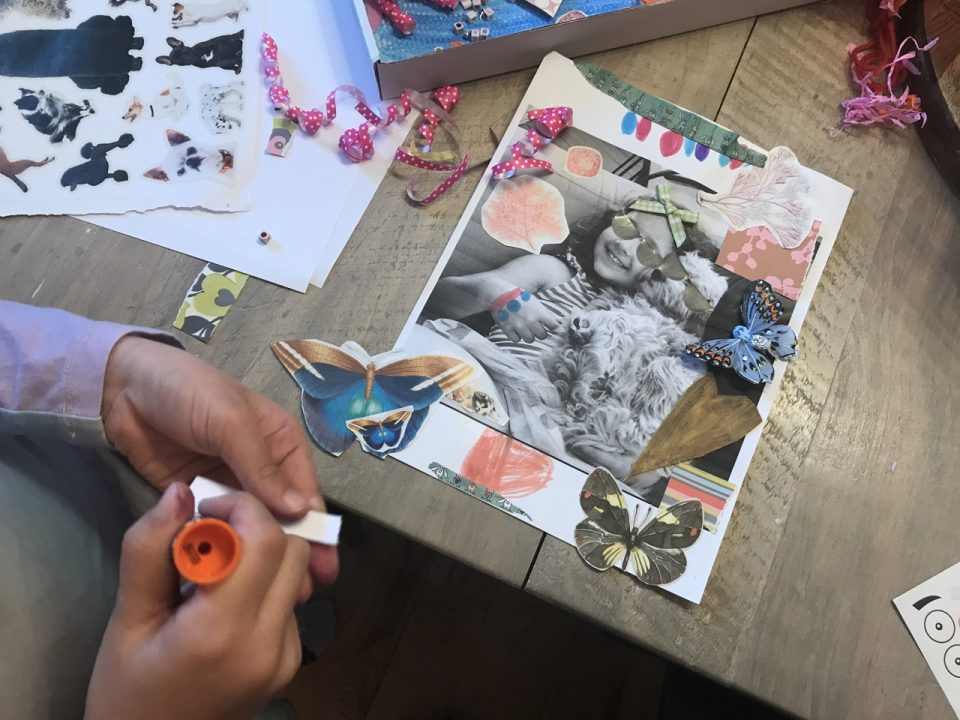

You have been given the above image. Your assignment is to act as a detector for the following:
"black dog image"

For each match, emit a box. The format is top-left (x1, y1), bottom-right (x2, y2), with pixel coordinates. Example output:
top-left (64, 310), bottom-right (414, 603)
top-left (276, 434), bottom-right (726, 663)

top-left (156, 31), bottom-right (244, 73)
top-left (110, 0), bottom-right (158, 11)
top-left (60, 134), bottom-right (133, 191)
top-left (0, 15), bottom-right (143, 95)
top-left (14, 88), bottom-right (95, 144)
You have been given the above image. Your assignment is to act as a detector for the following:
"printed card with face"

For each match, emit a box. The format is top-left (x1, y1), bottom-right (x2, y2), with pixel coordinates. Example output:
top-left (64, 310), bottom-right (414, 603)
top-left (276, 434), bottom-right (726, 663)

top-left (894, 562), bottom-right (960, 717)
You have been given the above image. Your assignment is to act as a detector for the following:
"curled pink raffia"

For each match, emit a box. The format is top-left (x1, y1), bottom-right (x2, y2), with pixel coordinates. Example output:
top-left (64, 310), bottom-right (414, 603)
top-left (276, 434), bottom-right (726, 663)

top-left (490, 106), bottom-right (573, 180)
top-left (839, 35), bottom-right (938, 130)
top-left (261, 33), bottom-right (461, 170)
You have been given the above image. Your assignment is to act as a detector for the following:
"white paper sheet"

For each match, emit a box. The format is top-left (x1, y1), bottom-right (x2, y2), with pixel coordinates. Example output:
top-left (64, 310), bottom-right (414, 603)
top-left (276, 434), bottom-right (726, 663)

top-left (894, 562), bottom-right (960, 718)
top-left (87, 0), bottom-right (406, 291)
top-left (393, 53), bottom-right (854, 604)
top-left (0, 0), bottom-right (263, 215)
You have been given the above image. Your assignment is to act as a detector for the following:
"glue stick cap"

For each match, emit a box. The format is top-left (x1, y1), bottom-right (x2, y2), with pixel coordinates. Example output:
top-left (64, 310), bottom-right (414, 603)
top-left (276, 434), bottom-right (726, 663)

top-left (172, 518), bottom-right (241, 586)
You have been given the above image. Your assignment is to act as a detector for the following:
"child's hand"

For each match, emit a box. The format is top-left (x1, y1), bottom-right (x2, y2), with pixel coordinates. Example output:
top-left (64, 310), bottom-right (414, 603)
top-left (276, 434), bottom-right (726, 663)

top-left (85, 483), bottom-right (312, 720)
top-left (102, 335), bottom-right (338, 586)
top-left (493, 295), bottom-right (560, 343)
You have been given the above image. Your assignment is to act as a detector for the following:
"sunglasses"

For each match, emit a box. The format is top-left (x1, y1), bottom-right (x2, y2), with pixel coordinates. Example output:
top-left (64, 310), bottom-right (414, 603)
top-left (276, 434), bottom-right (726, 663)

top-left (611, 212), bottom-right (713, 314)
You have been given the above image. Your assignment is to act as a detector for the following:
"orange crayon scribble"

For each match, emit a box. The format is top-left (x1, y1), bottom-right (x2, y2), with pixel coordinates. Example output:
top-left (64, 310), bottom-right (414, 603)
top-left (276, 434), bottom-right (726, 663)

top-left (459, 429), bottom-right (553, 499)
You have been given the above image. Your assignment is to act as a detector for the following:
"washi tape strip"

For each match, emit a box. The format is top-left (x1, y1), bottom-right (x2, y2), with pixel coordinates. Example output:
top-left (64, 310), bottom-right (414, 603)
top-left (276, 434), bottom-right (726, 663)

top-left (576, 62), bottom-right (767, 167)
top-left (428, 462), bottom-right (533, 521)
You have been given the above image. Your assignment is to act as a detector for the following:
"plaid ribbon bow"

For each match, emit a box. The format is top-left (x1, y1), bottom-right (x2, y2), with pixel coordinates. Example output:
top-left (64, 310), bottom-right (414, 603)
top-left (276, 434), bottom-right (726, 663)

top-left (627, 184), bottom-right (700, 247)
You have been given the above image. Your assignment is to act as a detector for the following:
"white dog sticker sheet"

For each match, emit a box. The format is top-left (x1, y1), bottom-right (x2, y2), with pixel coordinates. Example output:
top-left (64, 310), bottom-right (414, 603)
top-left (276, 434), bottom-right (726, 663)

top-left (894, 562), bottom-right (960, 717)
top-left (393, 53), bottom-right (854, 604)
top-left (0, 0), bottom-right (262, 215)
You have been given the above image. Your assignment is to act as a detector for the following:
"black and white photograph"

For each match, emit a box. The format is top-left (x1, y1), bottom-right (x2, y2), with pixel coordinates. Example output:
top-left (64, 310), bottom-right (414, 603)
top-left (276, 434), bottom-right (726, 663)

top-left (409, 122), bottom-right (793, 500)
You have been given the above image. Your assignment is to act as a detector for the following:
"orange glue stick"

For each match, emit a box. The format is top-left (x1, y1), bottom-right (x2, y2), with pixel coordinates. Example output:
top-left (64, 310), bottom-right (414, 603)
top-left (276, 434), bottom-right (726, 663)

top-left (172, 517), bottom-right (241, 586)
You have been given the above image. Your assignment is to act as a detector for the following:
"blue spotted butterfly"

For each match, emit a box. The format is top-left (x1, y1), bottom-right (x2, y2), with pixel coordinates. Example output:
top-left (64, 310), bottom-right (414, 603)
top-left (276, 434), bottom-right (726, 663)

top-left (685, 280), bottom-right (797, 384)
top-left (272, 340), bottom-right (475, 458)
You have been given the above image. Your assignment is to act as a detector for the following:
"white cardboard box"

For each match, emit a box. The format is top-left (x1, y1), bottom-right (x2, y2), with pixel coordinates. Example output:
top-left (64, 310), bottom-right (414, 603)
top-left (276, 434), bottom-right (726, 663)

top-left (353, 0), bottom-right (819, 98)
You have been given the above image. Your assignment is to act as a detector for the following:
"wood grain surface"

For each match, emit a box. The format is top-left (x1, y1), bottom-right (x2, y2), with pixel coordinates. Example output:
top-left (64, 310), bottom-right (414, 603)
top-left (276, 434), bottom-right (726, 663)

top-left (527, 2), bottom-right (960, 718)
top-left (3, 3), bottom-right (956, 717)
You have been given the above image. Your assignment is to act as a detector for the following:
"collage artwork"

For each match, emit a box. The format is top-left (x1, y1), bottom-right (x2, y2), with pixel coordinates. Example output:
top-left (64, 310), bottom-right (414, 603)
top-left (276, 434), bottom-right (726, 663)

top-left (274, 53), bottom-right (853, 604)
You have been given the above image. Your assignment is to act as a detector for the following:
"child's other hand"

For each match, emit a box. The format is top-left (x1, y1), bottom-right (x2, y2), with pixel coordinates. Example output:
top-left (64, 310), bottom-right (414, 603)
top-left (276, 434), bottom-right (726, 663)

top-left (85, 483), bottom-right (312, 720)
top-left (495, 296), bottom-right (559, 343)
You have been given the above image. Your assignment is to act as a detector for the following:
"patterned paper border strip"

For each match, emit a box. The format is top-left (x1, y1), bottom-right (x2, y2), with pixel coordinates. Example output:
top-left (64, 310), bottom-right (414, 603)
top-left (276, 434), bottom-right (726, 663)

top-left (428, 462), bottom-right (533, 521)
top-left (576, 62), bottom-right (767, 168)
top-left (659, 462), bottom-right (736, 533)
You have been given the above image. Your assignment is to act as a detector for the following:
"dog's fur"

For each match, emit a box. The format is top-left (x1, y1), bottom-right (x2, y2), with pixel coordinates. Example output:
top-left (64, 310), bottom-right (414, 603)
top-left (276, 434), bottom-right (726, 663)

top-left (155, 31), bottom-right (244, 73)
top-left (0, 147), bottom-right (54, 192)
top-left (14, 89), bottom-right (95, 144)
top-left (199, 81), bottom-right (242, 134)
top-left (109, 0), bottom-right (157, 12)
top-left (0, 0), bottom-right (71, 18)
top-left (171, 0), bottom-right (248, 28)
top-left (60, 134), bottom-right (132, 191)
top-left (438, 252), bottom-right (729, 480)
top-left (123, 73), bottom-right (188, 122)
top-left (143, 129), bottom-right (235, 182)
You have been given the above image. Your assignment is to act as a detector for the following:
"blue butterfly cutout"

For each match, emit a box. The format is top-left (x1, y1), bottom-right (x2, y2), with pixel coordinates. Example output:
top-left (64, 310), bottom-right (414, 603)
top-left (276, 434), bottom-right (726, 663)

top-left (684, 280), bottom-right (797, 384)
top-left (272, 340), bottom-right (475, 458)
top-left (346, 407), bottom-right (414, 460)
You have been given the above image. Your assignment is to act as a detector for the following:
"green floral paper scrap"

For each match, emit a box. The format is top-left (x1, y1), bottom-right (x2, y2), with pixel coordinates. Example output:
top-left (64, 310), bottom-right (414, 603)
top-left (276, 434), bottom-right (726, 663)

top-left (173, 263), bottom-right (249, 343)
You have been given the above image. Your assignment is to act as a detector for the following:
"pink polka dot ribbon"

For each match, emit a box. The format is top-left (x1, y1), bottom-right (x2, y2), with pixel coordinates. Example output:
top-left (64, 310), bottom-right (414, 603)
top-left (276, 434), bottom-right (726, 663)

top-left (374, 0), bottom-right (416, 36)
top-left (261, 34), bottom-right (460, 165)
top-left (490, 106), bottom-right (573, 180)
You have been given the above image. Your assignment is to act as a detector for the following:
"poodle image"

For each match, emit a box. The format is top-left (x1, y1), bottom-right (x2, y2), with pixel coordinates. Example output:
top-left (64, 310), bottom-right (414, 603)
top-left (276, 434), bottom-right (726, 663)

top-left (110, 0), bottom-right (158, 11)
top-left (199, 81), bottom-right (242, 134)
top-left (14, 88), bottom-right (95, 143)
top-left (427, 251), bottom-right (729, 481)
top-left (0, 15), bottom-right (143, 95)
top-left (143, 129), bottom-right (235, 183)
top-left (171, 0), bottom-right (248, 28)
top-left (0, 147), bottom-right (54, 192)
top-left (156, 31), bottom-right (244, 73)
top-left (60, 134), bottom-right (133, 191)
top-left (0, 0), bottom-right (71, 18)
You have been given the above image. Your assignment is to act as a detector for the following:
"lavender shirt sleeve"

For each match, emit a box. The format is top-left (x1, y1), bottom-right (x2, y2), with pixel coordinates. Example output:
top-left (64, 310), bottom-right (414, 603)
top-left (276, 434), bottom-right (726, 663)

top-left (0, 300), bottom-right (182, 447)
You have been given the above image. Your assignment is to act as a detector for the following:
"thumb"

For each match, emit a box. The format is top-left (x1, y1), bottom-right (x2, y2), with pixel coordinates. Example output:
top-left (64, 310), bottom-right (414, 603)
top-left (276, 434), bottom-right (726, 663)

top-left (114, 482), bottom-right (194, 627)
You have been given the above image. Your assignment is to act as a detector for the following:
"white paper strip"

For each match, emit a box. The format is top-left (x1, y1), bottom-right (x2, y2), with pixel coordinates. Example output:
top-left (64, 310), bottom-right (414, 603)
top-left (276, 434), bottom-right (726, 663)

top-left (190, 476), bottom-right (342, 546)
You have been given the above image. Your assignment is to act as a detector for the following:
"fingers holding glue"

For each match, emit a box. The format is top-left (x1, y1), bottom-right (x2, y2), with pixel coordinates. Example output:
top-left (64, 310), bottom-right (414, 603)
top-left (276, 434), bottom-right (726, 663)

top-left (115, 482), bottom-right (195, 627)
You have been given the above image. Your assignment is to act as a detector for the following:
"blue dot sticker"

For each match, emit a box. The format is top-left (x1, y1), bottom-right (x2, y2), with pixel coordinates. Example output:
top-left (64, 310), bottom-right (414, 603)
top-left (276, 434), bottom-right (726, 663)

top-left (507, 300), bottom-right (522, 312)
top-left (621, 111), bottom-right (637, 136)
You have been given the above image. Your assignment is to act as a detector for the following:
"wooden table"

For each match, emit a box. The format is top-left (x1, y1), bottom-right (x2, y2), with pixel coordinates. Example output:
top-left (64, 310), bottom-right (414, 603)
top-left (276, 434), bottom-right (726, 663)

top-left (3, 1), bottom-right (959, 717)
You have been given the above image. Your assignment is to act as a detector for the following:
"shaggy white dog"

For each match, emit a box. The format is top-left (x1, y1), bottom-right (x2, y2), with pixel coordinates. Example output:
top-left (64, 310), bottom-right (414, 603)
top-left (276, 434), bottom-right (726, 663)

top-left (429, 251), bottom-right (729, 482)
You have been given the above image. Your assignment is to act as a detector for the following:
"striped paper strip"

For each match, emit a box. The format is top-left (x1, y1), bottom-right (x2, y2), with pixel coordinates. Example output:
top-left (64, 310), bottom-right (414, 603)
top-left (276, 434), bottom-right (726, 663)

top-left (660, 463), bottom-right (736, 533)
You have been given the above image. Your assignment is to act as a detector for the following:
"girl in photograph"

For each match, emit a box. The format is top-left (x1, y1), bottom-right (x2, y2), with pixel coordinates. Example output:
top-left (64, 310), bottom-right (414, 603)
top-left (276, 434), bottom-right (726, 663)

top-left (431, 186), bottom-right (722, 363)
top-left (427, 183), bottom-right (730, 480)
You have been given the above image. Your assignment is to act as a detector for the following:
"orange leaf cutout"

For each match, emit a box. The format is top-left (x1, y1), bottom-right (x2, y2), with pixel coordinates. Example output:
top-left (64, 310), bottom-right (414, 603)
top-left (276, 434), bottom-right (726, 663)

top-left (481, 175), bottom-right (569, 253)
top-left (459, 429), bottom-right (553, 498)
